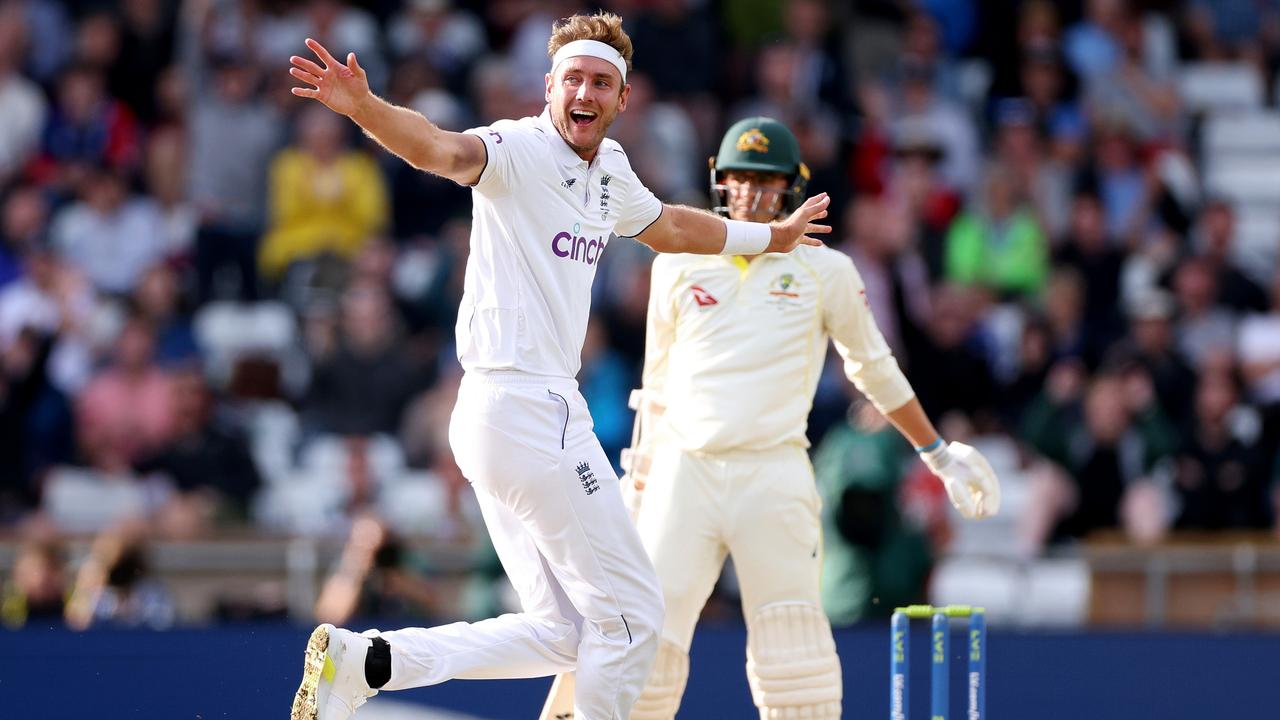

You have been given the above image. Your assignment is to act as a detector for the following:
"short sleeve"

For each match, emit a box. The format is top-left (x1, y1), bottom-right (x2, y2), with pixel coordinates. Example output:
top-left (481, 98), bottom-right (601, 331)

top-left (462, 120), bottom-right (542, 197)
top-left (610, 155), bottom-right (663, 238)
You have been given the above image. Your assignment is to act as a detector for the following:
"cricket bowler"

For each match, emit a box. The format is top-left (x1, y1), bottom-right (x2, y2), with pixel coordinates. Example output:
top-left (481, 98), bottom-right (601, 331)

top-left (540, 117), bottom-right (1001, 720)
top-left (285, 13), bottom-right (832, 720)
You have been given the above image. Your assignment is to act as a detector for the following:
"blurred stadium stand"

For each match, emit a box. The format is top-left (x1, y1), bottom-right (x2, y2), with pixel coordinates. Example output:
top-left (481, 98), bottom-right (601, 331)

top-left (0, 0), bottom-right (1277, 648)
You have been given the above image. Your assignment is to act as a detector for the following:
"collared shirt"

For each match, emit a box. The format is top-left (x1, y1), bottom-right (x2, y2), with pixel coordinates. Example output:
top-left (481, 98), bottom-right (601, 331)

top-left (458, 108), bottom-right (662, 378)
top-left (643, 246), bottom-right (914, 454)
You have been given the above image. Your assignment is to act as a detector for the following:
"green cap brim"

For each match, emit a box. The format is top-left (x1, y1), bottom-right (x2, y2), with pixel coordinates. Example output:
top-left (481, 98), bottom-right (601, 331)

top-left (715, 160), bottom-right (795, 175)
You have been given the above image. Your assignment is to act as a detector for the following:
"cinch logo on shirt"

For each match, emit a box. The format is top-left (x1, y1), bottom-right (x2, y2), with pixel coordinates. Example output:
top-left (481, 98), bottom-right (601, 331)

top-left (552, 222), bottom-right (608, 265)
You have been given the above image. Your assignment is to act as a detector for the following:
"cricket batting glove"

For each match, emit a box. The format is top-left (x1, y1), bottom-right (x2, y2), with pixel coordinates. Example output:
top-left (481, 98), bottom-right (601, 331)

top-left (919, 440), bottom-right (1001, 519)
top-left (620, 388), bottom-right (655, 522)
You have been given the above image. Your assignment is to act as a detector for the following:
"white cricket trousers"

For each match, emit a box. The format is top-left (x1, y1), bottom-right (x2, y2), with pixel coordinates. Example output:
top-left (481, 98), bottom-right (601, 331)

top-left (634, 442), bottom-right (824, 650)
top-left (380, 371), bottom-right (664, 720)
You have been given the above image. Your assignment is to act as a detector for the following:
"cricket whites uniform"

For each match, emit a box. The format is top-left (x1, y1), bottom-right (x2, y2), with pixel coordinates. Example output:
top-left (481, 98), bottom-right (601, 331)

top-left (631, 246), bottom-right (914, 719)
top-left (378, 108), bottom-right (665, 720)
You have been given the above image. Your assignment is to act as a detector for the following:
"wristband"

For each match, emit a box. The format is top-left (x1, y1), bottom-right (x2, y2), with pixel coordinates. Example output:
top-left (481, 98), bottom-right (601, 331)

top-left (918, 438), bottom-right (952, 474)
top-left (721, 218), bottom-right (771, 255)
top-left (914, 437), bottom-right (944, 454)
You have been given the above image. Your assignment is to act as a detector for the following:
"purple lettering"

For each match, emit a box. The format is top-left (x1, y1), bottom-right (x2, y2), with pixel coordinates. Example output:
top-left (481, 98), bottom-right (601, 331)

top-left (551, 229), bottom-right (609, 265)
top-left (552, 231), bottom-right (571, 257)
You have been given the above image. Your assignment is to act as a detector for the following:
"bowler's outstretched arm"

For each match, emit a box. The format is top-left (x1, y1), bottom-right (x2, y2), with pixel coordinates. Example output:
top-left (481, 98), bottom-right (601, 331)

top-left (289, 38), bottom-right (486, 185)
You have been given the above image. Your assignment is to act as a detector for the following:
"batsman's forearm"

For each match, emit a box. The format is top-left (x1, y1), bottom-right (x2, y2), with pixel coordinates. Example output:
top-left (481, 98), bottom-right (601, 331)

top-left (885, 397), bottom-right (942, 450)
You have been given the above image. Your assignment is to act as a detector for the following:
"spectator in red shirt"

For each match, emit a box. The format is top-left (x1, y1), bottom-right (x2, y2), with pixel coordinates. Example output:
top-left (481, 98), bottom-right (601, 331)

top-left (75, 315), bottom-right (176, 472)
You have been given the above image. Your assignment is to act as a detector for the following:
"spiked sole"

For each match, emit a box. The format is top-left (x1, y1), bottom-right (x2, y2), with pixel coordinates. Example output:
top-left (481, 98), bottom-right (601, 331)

top-left (291, 625), bottom-right (332, 720)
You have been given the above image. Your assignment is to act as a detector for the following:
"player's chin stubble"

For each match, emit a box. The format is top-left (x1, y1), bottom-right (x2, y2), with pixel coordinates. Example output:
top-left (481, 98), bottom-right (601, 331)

top-left (555, 109), bottom-right (614, 155)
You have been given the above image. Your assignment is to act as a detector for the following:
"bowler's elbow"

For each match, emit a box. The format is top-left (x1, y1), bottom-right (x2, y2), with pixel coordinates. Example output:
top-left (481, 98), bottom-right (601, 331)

top-left (634, 207), bottom-right (678, 253)
top-left (419, 131), bottom-right (485, 185)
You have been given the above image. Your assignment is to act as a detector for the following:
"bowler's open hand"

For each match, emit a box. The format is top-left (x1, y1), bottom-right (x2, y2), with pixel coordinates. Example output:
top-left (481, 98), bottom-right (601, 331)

top-left (766, 192), bottom-right (831, 252)
top-left (290, 38), bottom-right (371, 118)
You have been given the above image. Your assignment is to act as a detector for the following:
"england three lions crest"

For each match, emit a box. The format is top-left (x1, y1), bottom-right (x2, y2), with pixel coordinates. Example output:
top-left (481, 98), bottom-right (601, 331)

top-left (576, 461), bottom-right (600, 495)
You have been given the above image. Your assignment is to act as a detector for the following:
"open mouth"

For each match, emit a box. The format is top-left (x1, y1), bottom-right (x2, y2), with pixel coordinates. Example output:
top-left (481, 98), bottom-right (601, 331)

top-left (569, 108), bottom-right (598, 128)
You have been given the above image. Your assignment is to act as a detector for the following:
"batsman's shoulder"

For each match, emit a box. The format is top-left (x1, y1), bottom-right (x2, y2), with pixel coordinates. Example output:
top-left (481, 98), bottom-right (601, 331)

top-left (651, 250), bottom-right (701, 274)
top-left (797, 243), bottom-right (866, 287)
top-left (651, 252), bottom-right (714, 293)
top-left (793, 242), bottom-right (852, 269)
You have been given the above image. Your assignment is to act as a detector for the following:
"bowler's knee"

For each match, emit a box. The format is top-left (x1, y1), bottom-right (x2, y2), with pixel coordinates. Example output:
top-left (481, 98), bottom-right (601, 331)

top-left (626, 587), bottom-right (666, 656)
top-left (535, 614), bottom-right (583, 661)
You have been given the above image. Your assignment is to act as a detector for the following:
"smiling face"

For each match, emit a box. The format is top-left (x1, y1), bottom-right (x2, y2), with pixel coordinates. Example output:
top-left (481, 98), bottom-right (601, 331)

top-left (545, 55), bottom-right (629, 160)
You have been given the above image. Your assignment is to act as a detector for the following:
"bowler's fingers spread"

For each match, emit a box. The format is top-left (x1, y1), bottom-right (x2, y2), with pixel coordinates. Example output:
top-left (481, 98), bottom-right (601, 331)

top-left (291, 86), bottom-right (319, 98)
top-left (290, 55), bottom-right (325, 77)
top-left (305, 37), bottom-right (339, 68)
top-left (289, 67), bottom-right (321, 87)
top-left (789, 193), bottom-right (826, 220)
top-left (802, 192), bottom-right (831, 212)
top-left (807, 197), bottom-right (831, 216)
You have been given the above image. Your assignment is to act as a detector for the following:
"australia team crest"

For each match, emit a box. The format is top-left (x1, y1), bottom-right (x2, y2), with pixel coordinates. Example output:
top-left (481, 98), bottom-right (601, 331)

top-left (735, 128), bottom-right (770, 154)
top-left (766, 272), bottom-right (801, 306)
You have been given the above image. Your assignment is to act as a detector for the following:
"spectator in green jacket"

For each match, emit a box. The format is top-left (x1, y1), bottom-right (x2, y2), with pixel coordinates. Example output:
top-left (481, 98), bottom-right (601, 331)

top-left (1019, 363), bottom-right (1179, 550)
top-left (813, 400), bottom-right (933, 625)
top-left (945, 163), bottom-right (1050, 298)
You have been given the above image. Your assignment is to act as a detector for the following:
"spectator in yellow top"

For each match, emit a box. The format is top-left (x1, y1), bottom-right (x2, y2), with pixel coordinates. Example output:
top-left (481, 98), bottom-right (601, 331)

top-left (258, 105), bottom-right (388, 281)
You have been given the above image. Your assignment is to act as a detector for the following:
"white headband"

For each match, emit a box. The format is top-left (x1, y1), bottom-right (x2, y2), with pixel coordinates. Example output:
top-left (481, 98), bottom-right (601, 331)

top-left (551, 39), bottom-right (628, 83)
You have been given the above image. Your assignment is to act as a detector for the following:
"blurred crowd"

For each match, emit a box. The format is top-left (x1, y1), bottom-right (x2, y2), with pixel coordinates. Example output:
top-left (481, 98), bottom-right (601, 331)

top-left (1, 0), bottom-right (1280, 627)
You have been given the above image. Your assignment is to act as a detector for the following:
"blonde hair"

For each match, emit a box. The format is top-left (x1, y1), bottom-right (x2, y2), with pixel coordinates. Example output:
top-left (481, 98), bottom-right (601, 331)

top-left (547, 12), bottom-right (634, 74)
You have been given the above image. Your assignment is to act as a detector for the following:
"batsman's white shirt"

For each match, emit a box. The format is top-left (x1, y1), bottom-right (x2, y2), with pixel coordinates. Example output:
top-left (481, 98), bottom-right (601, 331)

top-left (643, 246), bottom-right (914, 454)
top-left (628, 247), bottom-right (907, 716)
top-left (458, 107), bottom-right (662, 378)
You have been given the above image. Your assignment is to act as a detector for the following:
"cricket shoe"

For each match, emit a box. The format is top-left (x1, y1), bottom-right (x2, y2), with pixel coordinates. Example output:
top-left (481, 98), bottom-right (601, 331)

top-left (291, 624), bottom-right (379, 719)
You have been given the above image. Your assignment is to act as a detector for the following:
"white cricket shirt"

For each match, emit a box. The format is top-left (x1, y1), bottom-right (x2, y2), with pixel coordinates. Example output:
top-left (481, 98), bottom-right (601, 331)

top-left (458, 108), bottom-right (663, 378)
top-left (643, 245), bottom-right (915, 453)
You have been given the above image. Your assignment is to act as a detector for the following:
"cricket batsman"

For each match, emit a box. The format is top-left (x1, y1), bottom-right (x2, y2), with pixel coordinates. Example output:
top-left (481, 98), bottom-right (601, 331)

top-left (541, 118), bottom-right (1001, 720)
top-left (286, 12), bottom-right (832, 720)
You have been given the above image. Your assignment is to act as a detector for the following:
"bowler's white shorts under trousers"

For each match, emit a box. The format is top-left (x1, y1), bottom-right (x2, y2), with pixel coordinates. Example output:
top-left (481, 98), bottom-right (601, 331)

top-left (380, 371), bottom-right (663, 720)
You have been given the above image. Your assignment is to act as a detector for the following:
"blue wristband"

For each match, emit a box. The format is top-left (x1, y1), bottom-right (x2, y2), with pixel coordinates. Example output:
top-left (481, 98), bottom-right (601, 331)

top-left (914, 437), bottom-right (944, 454)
